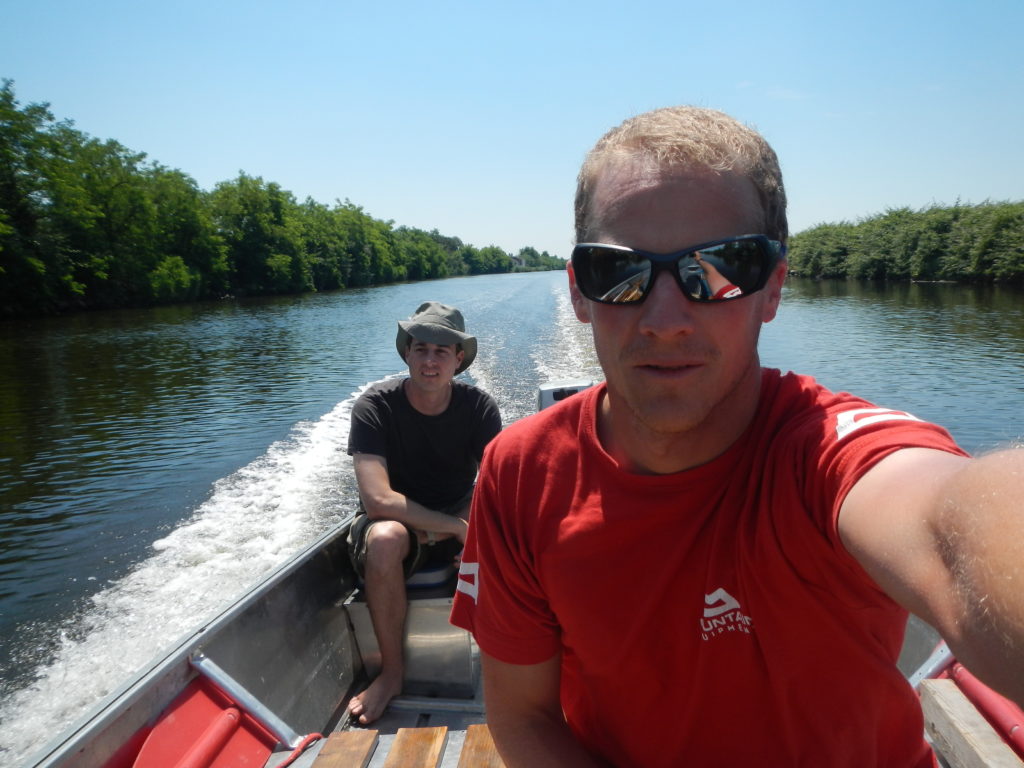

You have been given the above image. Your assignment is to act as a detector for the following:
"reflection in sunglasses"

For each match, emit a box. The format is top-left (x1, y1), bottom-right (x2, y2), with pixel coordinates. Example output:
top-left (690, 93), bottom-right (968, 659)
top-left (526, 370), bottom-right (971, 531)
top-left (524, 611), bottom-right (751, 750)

top-left (695, 254), bottom-right (742, 300)
top-left (600, 273), bottom-right (647, 302)
top-left (572, 235), bottom-right (783, 306)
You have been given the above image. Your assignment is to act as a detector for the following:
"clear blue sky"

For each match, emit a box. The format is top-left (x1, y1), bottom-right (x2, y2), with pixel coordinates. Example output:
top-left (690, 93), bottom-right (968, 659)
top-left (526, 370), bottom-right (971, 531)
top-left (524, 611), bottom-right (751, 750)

top-left (3, 0), bottom-right (1022, 259)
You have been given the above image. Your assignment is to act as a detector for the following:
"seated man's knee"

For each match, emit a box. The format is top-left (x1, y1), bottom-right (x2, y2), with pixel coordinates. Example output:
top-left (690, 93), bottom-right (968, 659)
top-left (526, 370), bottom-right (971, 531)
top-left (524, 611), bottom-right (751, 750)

top-left (365, 520), bottom-right (411, 564)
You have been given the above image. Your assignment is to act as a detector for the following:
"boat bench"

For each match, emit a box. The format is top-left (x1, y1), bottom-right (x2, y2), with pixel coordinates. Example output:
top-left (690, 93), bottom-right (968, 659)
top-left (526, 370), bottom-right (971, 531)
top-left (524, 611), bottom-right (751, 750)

top-left (344, 561), bottom-right (476, 699)
top-left (310, 724), bottom-right (504, 768)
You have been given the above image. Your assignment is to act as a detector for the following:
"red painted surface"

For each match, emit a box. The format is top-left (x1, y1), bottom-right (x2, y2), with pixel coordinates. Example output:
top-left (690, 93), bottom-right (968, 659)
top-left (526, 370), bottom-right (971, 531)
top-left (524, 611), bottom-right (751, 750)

top-left (126, 677), bottom-right (278, 768)
top-left (100, 724), bottom-right (154, 768)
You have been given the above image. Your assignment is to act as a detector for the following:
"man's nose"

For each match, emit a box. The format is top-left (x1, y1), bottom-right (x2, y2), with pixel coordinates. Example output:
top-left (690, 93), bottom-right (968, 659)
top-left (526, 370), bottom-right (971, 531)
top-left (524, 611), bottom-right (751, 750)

top-left (637, 270), bottom-right (697, 337)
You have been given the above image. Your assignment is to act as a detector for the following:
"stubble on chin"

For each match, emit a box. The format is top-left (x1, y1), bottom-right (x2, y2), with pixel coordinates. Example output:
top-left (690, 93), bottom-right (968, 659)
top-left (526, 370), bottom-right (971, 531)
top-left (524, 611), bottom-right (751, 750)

top-left (602, 346), bottom-right (763, 459)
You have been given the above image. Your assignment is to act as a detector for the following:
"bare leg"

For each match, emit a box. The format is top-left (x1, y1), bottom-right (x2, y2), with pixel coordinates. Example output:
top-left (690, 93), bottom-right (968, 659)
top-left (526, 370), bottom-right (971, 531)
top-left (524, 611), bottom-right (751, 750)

top-left (347, 521), bottom-right (409, 725)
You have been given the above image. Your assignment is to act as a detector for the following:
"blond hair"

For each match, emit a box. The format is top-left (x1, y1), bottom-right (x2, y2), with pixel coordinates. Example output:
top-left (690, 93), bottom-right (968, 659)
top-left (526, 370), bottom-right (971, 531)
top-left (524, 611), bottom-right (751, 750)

top-left (575, 106), bottom-right (788, 243)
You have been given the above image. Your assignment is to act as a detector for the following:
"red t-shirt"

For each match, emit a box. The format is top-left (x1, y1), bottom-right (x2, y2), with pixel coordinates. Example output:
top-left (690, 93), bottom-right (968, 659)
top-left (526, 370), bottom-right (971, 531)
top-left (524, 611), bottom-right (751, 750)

top-left (450, 370), bottom-right (967, 767)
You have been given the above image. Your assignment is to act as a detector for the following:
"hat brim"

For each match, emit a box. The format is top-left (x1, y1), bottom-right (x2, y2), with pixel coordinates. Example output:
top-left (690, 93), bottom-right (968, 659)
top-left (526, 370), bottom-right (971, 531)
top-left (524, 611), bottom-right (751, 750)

top-left (396, 320), bottom-right (477, 375)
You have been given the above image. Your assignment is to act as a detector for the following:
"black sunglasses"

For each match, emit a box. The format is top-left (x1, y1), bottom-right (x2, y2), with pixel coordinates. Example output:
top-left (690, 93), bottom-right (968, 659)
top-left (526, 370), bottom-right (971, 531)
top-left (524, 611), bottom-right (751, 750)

top-left (571, 235), bottom-right (785, 305)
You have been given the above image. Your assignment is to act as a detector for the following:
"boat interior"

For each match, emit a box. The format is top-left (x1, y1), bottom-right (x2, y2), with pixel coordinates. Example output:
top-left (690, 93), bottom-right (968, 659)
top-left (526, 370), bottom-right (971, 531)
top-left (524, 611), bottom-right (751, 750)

top-left (29, 523), bottom-right (495, 768)
top-left (28, 513), bottom-right (1024, 768)
top-left (23, 381), bottom-right (1024, 767)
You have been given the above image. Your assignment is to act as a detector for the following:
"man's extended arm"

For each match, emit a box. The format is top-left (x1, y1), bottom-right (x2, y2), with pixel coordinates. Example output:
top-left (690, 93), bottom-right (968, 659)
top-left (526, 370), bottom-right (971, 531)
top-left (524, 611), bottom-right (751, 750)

top-left (839, 447), bottom-right (1024, 704)
top-left (482, 651), bottom-right (607, 768)
top-left (353, 453), bottom-right (468, 543)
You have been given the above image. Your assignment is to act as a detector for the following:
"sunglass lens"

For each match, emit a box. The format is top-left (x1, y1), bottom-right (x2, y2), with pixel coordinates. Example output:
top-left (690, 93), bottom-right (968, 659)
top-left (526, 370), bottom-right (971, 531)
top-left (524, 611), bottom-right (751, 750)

top-left (579, 247), bottom-right (651, 303)
top-left (577, 237), bottom-right (775, 305)
top-left (680, 240), bottom-right (766, 300)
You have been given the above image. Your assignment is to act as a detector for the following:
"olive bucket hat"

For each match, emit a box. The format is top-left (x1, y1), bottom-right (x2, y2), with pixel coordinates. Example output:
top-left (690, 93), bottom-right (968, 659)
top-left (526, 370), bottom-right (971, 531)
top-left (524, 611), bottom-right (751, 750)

top-left (396, 301), bottom-right (477, 375)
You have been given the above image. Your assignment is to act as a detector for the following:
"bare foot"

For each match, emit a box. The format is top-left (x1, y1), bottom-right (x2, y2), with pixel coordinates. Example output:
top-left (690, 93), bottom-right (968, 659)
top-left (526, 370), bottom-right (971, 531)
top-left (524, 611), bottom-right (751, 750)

top-left (347, 671), bottom-right (403, 725)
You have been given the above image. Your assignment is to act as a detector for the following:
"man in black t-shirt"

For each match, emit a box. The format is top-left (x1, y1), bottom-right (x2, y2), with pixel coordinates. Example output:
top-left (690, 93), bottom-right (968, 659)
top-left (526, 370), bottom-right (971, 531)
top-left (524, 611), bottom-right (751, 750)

top-left (345, 301), bottom-right (501, 725)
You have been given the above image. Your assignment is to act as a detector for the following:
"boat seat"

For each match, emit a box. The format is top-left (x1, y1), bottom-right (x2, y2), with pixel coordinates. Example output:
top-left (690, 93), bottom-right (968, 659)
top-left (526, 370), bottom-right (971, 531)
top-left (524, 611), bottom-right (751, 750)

top-left (344, 589), bottom-right (475, 698)
top-left (353, 559), bottom-right (457, 593)
top-left (405, 560), bottom-right (457, 590)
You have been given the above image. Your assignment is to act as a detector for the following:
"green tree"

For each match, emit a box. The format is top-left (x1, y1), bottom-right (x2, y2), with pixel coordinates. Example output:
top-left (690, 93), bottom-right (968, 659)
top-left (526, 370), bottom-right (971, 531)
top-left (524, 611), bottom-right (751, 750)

top-left (31, 125), bottom-right (156, 309)
top-left (395, 226), bottom-right (448, 281)
top-left (210, 174), bottom-right (310, 295)
top-left (0, 80), bottom-right (64, 314)
top-left (297, 198), bottom-right (351, 291)
top-left (788, 202), bottom-right (1023, 285)
top-left (973, 203), bottom-right (1024, 281)
top-left (465, 245), bottom-right (513, 275)
top-left (0, 79), bottom-right (583, 317)
top-left (515, 245), bottom-right (566, 271)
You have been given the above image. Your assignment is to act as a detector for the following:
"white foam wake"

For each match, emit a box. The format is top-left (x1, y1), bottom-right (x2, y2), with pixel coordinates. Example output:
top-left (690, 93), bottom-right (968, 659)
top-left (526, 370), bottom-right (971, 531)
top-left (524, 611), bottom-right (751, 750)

top-left (0, 392), bottom-right (364, 764)
top-left (532, 279), bottom-right (602, 385)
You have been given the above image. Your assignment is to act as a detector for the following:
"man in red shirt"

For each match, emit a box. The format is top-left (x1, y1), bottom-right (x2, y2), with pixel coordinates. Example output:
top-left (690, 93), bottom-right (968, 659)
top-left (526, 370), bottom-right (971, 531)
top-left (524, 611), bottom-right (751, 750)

top-left (449, 106), bottom-right (1024, 766)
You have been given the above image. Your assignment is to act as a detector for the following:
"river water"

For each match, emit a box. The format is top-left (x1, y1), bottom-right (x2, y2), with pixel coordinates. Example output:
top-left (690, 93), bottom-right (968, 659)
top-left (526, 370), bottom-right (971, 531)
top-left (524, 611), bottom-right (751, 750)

top-left (1, 270), bottom-right (1022, 761)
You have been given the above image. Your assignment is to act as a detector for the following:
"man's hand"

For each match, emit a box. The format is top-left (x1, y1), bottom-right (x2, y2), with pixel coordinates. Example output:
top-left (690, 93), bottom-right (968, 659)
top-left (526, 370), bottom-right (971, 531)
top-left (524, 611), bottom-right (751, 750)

top-left (354, 453), bottom-right (472, 565)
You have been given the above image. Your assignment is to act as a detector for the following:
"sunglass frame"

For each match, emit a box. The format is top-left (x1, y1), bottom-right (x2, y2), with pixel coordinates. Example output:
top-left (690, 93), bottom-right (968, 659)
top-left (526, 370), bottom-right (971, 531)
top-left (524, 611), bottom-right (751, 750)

top-left (571, 234), bottom-right (786, 305)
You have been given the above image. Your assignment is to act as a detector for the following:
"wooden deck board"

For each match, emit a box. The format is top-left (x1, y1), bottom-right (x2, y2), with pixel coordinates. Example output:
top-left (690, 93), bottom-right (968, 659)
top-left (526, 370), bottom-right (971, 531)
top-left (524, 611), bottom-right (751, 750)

top-left (456, 723), bottom-right (505, 768)
top-left (303, 724), bottom-right (504, 768)
top-left (920, 679), bottom-right (1024, 768)
top-left (311, 729), bottom-right (380, 768)
top-left (381, 726), bottom-right (448, 768)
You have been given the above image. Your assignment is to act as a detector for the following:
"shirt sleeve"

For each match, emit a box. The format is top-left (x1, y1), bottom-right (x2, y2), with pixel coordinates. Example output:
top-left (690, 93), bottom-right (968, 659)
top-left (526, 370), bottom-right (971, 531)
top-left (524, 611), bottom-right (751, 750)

top-left (450, 435), bottom-right (563, 665)
top-left (347, 391), bottom-right (388, 457)
top-left (810, 399), bottom-right (969, 547)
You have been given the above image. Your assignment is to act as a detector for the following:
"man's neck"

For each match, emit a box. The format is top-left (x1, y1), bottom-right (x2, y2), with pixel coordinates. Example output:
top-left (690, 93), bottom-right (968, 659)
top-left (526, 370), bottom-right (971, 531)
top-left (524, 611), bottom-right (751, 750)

top-left (597, 365), bottom-right (763, 475)
top-left (404, 378), bottom-right (453, 416)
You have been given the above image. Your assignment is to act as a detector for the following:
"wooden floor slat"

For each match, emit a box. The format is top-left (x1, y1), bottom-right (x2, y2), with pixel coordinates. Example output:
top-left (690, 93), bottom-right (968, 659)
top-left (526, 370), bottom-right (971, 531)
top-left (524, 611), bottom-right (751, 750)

top-left (311, 729), bottom-right (379, 768)
top-left (310, 724), bottom-right (504, 767)
top-left (381, 726), bottom-right (448, 768)
top-left (457, 723), bottom-right (505, 768)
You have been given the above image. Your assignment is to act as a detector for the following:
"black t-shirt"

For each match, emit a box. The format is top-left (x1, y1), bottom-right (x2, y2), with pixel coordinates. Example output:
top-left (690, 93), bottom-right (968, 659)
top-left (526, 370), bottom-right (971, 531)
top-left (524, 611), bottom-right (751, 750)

top-left (347, 378), bottom-right (502, 510)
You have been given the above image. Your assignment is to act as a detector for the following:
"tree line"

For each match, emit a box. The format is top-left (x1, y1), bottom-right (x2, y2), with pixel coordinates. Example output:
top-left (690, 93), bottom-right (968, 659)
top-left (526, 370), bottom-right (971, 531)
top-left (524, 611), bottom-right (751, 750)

top-left (788, 201), bottom-right (1024, 283)
top-left (0, 80), bottom-right (565, 318)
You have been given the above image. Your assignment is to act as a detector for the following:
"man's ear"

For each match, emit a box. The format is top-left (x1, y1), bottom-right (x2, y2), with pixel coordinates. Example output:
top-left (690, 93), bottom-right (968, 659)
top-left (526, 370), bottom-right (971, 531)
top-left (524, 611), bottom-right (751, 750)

top-left (568, 263), bottom-right (592, 323)
top-left (761, 261), bottom-right (788, 323)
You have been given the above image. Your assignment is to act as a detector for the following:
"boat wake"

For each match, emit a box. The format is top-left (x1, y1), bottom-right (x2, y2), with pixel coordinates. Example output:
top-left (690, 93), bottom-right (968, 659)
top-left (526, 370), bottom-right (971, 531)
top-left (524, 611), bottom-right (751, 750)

top-left (533, 282), bottom-right (602, 386)
top-left (0, 392), bottom-right (363, 764)
top-left (2, 275), bottom-right (597, 763)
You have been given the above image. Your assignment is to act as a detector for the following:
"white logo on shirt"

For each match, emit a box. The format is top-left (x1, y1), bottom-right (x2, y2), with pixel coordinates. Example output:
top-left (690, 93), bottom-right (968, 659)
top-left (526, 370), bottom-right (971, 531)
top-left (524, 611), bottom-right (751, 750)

top-left (701, 587), bottom-right (753, 641)
top-left (835, 408), bottom-right (922, 440)
top-left (456, 561), bottom-right (479, 602)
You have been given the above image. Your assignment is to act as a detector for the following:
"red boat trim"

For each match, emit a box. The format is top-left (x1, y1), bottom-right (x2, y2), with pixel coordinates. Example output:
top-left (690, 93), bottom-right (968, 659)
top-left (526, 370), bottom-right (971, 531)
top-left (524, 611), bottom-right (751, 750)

top-left (947, 663), bottom-right (1024, 760)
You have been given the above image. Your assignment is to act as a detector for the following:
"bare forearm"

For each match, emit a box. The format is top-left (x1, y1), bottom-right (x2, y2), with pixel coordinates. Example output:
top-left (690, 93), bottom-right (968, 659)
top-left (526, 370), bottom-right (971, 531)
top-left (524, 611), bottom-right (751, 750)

top-left (488, 714), bottom-right (606, 768)
top-left (362, 490), bottom-right (467, 538)
top-left (935, 449), bottom-right (1024, 703)
top-left (482, 652), bottom-right (608, 768)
